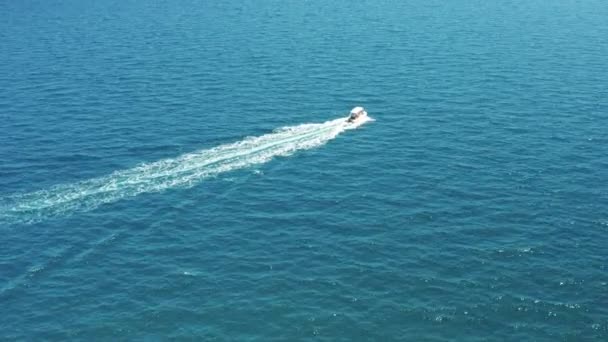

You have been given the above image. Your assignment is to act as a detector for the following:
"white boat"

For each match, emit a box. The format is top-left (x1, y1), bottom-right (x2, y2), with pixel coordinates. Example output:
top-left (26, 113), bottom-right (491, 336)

top-left (346, 106), bottom-right (368, 124)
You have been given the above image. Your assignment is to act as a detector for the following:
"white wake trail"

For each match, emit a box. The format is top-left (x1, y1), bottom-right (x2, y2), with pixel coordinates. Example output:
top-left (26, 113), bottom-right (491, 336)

top-left (1, 116), bottom-right (370, 224)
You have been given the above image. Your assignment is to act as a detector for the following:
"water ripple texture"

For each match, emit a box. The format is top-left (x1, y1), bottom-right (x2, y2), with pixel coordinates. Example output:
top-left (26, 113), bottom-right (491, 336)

top-left (1, 0), bottom-right (607, 340)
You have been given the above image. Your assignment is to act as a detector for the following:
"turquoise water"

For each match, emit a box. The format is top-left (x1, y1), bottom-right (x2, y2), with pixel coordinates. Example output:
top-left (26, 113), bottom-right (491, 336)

top-left (1, 0), bottom-right (607, 340)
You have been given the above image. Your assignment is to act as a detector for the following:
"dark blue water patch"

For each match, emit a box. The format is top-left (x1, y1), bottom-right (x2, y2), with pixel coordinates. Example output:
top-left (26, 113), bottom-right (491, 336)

top-left (1, 0), bottom-right (608, 340)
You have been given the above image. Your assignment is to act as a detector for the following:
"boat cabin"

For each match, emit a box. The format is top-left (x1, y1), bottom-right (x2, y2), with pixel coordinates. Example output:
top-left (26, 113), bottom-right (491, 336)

top-left (348, 106), bottom-right (365, 122)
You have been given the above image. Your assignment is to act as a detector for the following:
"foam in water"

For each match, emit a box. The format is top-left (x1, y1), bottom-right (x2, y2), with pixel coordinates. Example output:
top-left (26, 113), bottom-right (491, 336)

top-left (0, 116), bottom-right (372, 224)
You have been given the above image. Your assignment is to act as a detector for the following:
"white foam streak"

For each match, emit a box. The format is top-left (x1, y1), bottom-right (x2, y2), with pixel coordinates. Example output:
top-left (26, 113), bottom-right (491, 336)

top-left (1, 116), bottom-right (369, 224)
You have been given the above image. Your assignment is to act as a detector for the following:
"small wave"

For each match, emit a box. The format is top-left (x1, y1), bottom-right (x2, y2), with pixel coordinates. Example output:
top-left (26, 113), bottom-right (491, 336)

top-left (0, 116), bottom-right (370, 224)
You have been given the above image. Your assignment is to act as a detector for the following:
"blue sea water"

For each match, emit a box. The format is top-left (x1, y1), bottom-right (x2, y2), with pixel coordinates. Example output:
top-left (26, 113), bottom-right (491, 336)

top-left (1, 0), bottom-right (608, 340)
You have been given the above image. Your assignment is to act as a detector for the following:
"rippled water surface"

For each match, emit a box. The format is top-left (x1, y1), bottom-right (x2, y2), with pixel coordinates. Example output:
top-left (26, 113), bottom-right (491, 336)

top-left (1, 0), bottom-right (607, 340)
